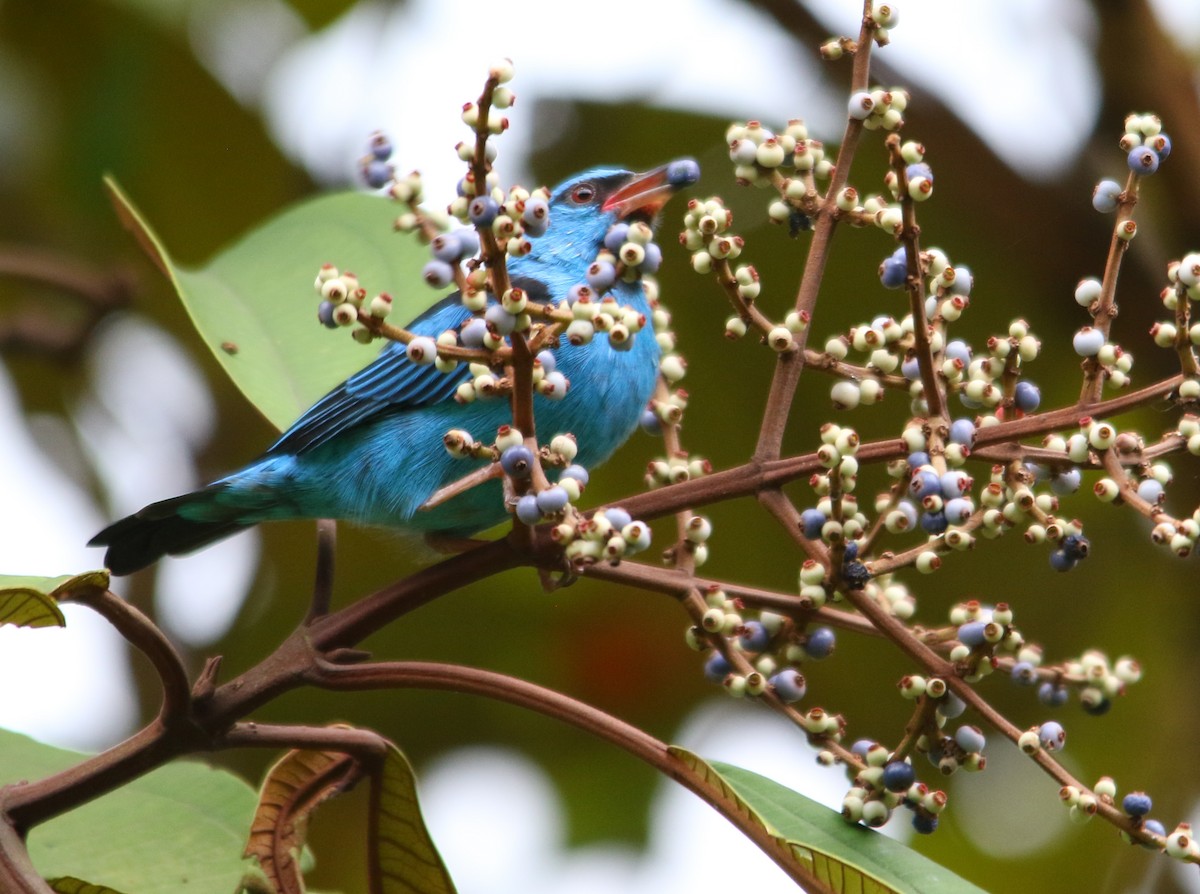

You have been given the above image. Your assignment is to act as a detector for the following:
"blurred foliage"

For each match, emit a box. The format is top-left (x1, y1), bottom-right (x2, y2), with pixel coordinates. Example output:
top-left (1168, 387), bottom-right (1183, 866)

top-left (3, 1), bottom-right (1200, 893)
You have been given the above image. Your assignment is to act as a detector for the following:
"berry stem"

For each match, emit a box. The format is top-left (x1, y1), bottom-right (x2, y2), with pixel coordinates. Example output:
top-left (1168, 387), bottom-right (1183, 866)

top-left (751, 0), bottom-right (876, 463)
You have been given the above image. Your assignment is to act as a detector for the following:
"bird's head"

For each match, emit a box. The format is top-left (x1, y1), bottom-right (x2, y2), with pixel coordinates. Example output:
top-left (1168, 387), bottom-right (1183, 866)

top-left (526, 159), bottom-right (700, 271)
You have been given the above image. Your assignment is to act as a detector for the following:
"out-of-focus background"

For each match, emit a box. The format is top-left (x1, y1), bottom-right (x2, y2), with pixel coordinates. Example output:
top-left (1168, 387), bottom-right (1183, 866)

top-left (3, 1), bottom-right (1200, 891)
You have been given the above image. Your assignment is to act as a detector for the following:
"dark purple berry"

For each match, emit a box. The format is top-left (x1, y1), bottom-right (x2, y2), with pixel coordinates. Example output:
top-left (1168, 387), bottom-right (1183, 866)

top-left (1014, 380), bottom-right (1041, 413)
top-left (704, 652), bottom-right (732, 683)
top-left (769, 668), bottom-right (806, 702)
top-left (939, 692), bottom-right (966, 718)
top-left (666, 158), bottom-right (701, 188)
top-left (363, 159), bottom-right (393, 189)
top-left (800, 508), bottom-right (826, 540)
top-left (957, 621), bottom-right (987, 648)
top-left (535, 485), bottom-right (570, 515)
top-left (1048, 549), bottom-right (1077, 572)
top-left (522, 198), bottom-right (550, 236)
top-left (468, 196), bottom-right (499, 226)
top-left (604, 507), bottom-right (633, 530)
top-left (909, 467), bottom-right (941, 498)
top-left (586, 260), bottom-right (617, 292)
top-left (912, 813), bottom-right (938, 835)
top-left (1011, 661), bottom-right (1038, 686)
top-left (515, 494), bottom-right (542, 525)
top-left (1038, 720), bottom-right (1066, 752)
top-left (1038, 681), bottom-right (1068, 707)
top-left (879, 247), bottom-right (907, 289)
top-left (639, 408), bottom-right (661, 433)
top-left (739, 620), bottom-right (771, 652)
top-left (1092, 179), bottom-right (1121, 213)
top-left (920, 510), bottom-right (948, 534)
top-left (954, 725), bottom-right (986, 753)
top-left (804, 626), bottom-right (836, 660)
top-left (882, 760), bottom-right (916, 793)
top-left (641, 242), bottom-right (663, 273)
top-left (604, 223), bottom-right (630, 253)
top-left (1123, 792), bottom-right (1152, 817)
top-left (944, 339), bottom-right (971, 365)
top-left (500, 444), bottom-right (534, 478)
top-left (1060, 534), bottom-right (1090, 561)
top-left (368, 131), bottom-right (393, 161)
top-left (422, 259), bottom-right (455, 288)
top-left (842, 560), bottom-right (871, 590)
top-left (485, 303), bottom-right (517, 335)
top-left (460, 318), bottom-right (488, 348)
top-left (948, 418), bottom-right (975, 447)
top-left (317, 300), bottom-right (338, 329)
top-left (560, 465), bottom-right (589, 486)
top-left (430, 232), bottom-right (464, 262)
top-left (1127, 146), bottom-right (1160, 175)
top-left (906, 162), bottom-right (933, 183)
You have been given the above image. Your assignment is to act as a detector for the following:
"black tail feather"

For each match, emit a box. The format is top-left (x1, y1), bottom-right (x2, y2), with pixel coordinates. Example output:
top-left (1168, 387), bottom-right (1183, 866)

top-left (89, 493), bottom-right (251, 575)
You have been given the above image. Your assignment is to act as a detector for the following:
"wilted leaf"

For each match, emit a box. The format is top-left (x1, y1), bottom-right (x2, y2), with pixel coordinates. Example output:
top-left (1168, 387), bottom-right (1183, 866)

top-left (105, 178), bottom-right (445, 432)
top-left (368, 743), bottom-right (456, 894)
top-left (47, 877), bottom-right (130, 894)
top-left (671, 749), bottom-right (986, 894)
top-left (0, 570), bottom-right (111, 629)
top-left (0, 587), bottom-right (65, 630)
top-left (245, 747), bottom-right (363, 894)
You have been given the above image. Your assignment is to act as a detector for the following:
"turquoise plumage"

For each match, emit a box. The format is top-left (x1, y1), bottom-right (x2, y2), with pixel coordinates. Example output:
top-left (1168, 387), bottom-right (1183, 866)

top-left (90, 161), bottom-right (699, 574)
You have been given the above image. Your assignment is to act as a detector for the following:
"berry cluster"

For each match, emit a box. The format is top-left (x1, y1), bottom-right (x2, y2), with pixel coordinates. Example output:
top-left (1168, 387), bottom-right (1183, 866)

top-left (439, 423), bottom-right (653, 564)
top-left (655, 4), bottom-right (1200, 861)
top-left (687, 585), bottom-right (836, 706)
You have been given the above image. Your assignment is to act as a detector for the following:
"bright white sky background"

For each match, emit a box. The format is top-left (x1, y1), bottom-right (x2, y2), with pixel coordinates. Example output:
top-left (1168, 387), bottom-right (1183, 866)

top-left (3, 0), bottom-right (1200, 889)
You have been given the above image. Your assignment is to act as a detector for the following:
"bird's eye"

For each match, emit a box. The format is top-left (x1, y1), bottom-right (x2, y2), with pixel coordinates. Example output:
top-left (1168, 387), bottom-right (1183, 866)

top-left (570, 183), bottom-right (596, 204)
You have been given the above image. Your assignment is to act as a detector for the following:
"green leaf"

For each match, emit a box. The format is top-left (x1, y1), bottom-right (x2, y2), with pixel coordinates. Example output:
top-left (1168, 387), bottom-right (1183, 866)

top-left (671, 749), bottom-right (986, 894)
top-left (0, 588), bottom-right (65, 630)
top-left (369, 742), bottom-right (456, 894)
top-left (105, 177), bottom-right (445, 431)
top-left (0, 729), bottom-right (260, 894)
top-left (0, 572), bottom-right (109, 630)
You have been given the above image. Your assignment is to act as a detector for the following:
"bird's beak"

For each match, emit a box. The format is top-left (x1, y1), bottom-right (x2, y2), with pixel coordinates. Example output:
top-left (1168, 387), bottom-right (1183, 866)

top-left (602, 158), bottom-right (700, 219)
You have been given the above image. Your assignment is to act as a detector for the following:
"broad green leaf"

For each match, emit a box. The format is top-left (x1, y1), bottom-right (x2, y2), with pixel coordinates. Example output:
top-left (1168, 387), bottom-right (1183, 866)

top-left (0, 588), bottom-right (64, 630)
top-left (0, 572), bottom-right (109, 629)
top-left (244, 746), bottom-right (362, 894)
top-left (369, 742), bottom-right (456, 894)
top-left (105, 178), bottom-right (445, 431)
top-left (0, 728), bottom-right (259, 894)
top-left (47, 877), bottom-right (130, 894)
top-left (671, 749), bottom-right (986, 894)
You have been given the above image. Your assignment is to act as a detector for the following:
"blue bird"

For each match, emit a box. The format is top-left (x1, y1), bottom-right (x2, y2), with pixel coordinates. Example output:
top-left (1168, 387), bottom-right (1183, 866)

top-left (90, 159), bottom-right (700, 575)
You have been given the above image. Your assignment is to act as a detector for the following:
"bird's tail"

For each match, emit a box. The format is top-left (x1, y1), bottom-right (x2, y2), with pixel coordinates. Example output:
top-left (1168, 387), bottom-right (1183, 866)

top-left (89, 489), bottom-right (252, 576)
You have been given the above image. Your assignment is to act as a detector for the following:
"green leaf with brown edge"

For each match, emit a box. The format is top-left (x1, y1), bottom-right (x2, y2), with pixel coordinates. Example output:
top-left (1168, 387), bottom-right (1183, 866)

top-left (671, 749), bottom-right (987, 894)
top-left (104, 177), bottom-right (447, 432)
top-left (0, 729), bottom-right (262, 894)
top-left (369, 742), bottom-right (456, 894)
top-left (0, 570), bottom-right (111, 629)
top-left (47, 877), bottom-right (131, 894)
top-left (0, 588), bottom-right (65, 630)
top-left (244, 746), bottom-right (365, 894)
